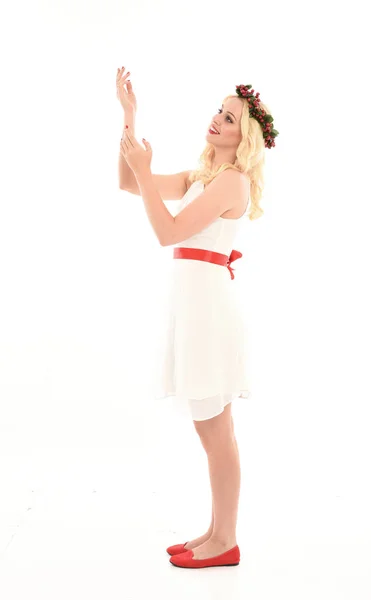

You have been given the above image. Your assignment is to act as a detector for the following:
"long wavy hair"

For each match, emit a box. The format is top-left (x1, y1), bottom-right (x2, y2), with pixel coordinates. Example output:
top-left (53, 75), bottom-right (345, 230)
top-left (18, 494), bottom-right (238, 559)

top-left (189, 94), bottom-right (272, 220)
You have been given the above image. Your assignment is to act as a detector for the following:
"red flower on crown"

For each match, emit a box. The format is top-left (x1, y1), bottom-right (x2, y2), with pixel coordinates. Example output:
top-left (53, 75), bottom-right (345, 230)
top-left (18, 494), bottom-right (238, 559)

top-left (236, 84), bottom-right (278, 149)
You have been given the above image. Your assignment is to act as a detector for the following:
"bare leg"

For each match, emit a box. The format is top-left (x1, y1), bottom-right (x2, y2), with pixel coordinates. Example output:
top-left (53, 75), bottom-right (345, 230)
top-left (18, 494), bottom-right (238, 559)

top-left (183, 407), bottom-right (236, 551)
top-left (182, 466), bottom-right (215, 551)
top-left (208, 413), bottom-right (237, 532)
top-left (188, 402), bottom-right (241, 559)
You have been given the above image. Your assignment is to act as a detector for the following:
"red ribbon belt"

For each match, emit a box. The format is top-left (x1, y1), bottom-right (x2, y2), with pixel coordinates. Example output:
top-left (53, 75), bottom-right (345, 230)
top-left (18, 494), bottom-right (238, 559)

top-left (173, 247), bottom-right (243, 280)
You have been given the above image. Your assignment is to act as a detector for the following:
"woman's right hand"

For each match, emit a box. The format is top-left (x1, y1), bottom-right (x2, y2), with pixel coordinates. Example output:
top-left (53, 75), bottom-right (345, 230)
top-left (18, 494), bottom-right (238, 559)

top-left (116, 66), bottom-right (137, 113)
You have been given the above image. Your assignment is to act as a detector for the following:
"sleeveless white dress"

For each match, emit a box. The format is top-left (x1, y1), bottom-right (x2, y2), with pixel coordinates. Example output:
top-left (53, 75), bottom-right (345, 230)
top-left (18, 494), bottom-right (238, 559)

top-left (152, 178), bottom-right (252, 421)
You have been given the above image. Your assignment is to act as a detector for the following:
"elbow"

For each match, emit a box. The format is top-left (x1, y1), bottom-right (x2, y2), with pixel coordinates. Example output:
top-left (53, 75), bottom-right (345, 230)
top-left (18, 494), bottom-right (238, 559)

top-left (160, 233), bottom-right (175, 247)
top-left (161, 237), bottom-right (177, 247)
top-left (159, 236), bottom-right (170, 247)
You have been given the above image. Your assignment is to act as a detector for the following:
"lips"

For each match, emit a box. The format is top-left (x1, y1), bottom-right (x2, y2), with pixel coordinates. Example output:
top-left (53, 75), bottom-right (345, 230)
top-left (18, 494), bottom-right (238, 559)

top-left (209, 125), bottom-right (220, 134)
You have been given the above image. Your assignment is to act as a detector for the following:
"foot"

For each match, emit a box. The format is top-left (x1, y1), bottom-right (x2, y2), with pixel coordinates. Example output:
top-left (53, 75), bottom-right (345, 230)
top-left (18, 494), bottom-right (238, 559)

top-left (183, 530), bottom-right (213, 551)
top-left (188, 538), bottom-right (238, 560)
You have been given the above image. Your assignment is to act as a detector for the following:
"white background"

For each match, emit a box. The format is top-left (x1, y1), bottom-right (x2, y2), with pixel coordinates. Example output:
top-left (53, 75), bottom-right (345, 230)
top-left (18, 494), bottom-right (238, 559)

top-left (0, 0), bottom-right (370, 597)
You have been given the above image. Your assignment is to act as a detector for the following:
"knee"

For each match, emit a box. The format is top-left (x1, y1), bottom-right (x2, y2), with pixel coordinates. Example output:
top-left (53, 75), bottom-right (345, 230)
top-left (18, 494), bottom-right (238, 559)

top-left (193, 411), bottom-right (234, 451)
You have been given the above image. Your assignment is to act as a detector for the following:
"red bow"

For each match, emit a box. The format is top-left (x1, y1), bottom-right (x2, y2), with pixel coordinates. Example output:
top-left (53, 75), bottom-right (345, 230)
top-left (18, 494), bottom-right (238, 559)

top-left (227, 249), bottom-right (243, 280)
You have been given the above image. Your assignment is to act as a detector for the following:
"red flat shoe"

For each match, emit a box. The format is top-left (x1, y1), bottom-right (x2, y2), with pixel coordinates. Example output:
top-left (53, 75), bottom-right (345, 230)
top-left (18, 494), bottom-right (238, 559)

top-left (166, 542), bottom-right (189, 556)
top-left (169, 544), bottom-right (240, 568)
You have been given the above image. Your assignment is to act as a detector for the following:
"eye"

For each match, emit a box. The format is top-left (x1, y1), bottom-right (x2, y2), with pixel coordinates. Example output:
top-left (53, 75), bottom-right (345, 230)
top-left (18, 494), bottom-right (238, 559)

top-left (217, 108), bottom-right (233, 123)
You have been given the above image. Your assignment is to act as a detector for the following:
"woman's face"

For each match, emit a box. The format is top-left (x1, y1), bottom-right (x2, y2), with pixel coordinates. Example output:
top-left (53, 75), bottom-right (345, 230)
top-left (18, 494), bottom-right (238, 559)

top-left (206, 98), bottom-right (243, 148)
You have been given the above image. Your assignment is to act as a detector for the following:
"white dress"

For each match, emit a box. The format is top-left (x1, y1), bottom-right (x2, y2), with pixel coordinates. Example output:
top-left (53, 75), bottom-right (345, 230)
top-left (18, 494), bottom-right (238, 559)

top-left (152, 179), bottom-right (252, 421)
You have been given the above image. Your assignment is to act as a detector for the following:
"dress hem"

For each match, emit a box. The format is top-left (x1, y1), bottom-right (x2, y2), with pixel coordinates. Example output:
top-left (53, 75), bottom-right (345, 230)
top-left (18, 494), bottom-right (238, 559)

top-left (153, 389), bottom-right (252, 421)
top-left (154, 389), bottom-right (251, 401)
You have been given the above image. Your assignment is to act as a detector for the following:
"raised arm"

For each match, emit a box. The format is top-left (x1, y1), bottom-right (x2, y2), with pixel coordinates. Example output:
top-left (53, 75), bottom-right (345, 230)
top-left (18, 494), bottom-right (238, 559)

top-left (116, 66), bottom-right (139, 190)
top-left (118, 110), bottom-right (138, 190)
top-left (116, 66), bottom-right (191, 200)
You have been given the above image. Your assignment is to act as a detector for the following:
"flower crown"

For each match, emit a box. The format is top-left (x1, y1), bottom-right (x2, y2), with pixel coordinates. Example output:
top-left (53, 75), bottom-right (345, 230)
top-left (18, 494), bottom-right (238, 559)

top-left (235, 84), bottom-right (279, 149)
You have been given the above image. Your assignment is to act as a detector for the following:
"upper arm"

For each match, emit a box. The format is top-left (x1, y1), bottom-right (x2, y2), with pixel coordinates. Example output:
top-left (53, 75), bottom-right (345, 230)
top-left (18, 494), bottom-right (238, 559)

top-left (125, 169), bottom-right (191, 200)
top-left (162, 169), bottom-right (246, 247)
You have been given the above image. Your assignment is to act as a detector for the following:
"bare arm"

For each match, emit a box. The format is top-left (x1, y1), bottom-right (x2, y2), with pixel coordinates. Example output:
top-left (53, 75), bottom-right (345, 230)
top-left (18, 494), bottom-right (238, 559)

top-left (118, 110), bottom-right (138, 190)
top-left (119, 121), bottom-right (191, 200)
top-left (133, 167), bottom-right (242, 247)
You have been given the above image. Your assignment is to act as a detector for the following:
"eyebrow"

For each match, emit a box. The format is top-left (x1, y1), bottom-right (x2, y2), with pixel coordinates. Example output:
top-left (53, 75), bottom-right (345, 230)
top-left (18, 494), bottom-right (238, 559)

top-left (221, 104), bottom-right (236, 120)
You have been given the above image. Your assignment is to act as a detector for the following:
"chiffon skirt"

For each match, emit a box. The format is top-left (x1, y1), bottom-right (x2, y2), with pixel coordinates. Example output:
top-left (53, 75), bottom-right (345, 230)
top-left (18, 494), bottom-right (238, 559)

top-left (151, 256), bottom-right (251, 421)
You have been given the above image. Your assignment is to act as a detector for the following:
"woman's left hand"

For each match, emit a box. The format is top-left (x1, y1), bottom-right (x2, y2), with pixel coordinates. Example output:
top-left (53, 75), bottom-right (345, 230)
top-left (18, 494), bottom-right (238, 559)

top-left (120, 127), bottom-right (152, 175)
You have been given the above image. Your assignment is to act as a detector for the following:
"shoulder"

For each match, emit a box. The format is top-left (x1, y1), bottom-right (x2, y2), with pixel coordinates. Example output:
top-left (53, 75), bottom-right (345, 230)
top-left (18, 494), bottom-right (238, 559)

top-left (211, 169), bottom-right (249, 217)
top-left (214, 167), bottom-right (246, 183)
top-left (228, 168), bottom-right (249, 187)
top-left (212, 168), bottom-right (248, 193)
top-left (203, 169), bottom-right (246, 215)
top-left (226, 170), bottom-right (250, 202)
top-left (186, 168), bottom-right (247, 194)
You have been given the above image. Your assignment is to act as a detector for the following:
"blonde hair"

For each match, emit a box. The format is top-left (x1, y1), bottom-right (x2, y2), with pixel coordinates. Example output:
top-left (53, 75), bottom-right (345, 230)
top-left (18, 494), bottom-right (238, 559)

top-left (189, 94), bottom-right (271, 220)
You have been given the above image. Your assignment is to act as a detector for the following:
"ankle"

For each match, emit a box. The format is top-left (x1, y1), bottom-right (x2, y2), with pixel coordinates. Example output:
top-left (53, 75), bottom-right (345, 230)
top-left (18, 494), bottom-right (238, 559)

top-left (209, 534), bottom-right (237, 547)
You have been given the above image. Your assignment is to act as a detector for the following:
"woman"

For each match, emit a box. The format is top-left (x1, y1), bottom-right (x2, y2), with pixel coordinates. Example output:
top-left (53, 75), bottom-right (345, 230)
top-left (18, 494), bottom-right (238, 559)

top-left (117, 66), bottom-right (278, 569)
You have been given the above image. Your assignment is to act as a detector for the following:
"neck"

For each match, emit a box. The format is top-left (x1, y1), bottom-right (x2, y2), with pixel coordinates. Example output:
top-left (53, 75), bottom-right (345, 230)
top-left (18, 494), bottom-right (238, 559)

top-left (211, 147), bottom-right (237, 171)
